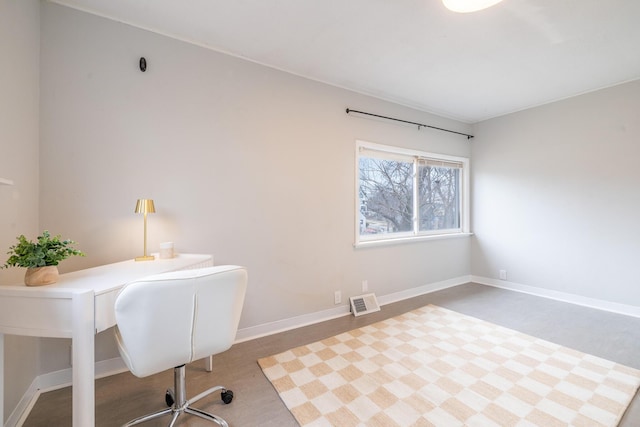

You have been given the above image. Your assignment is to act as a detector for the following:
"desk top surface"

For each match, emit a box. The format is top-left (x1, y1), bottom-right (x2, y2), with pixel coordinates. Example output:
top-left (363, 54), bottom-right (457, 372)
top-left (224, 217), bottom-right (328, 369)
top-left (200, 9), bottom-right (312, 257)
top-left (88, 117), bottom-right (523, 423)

top-left (0, 253), bottom-right (213, 296)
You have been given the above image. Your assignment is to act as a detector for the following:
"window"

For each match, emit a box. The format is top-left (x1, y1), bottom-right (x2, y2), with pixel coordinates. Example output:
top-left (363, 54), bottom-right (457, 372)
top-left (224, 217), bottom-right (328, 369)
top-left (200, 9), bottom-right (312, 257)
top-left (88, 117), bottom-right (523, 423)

top-left (356, 140), bottom-right (469, 246)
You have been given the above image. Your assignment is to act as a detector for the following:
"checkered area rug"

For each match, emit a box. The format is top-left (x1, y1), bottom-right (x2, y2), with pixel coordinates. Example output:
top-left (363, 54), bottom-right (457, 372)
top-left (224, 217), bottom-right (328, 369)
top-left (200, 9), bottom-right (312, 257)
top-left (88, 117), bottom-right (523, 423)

top-left (258, 305), bottom-right (640, 426)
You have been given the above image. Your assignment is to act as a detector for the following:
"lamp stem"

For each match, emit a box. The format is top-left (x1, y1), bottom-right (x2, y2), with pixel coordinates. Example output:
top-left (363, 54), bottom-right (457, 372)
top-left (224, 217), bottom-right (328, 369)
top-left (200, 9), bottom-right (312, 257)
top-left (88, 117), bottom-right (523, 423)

top-left (135, 211), bottom-right (155, 261)
top-left (143, 212), bottom-right (148, 257)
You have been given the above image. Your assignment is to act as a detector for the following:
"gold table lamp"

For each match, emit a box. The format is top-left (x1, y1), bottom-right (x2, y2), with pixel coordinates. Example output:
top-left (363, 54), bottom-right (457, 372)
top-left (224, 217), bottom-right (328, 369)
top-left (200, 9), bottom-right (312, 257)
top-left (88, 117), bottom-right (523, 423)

top-left (135, 199), bottom-right (155, 261)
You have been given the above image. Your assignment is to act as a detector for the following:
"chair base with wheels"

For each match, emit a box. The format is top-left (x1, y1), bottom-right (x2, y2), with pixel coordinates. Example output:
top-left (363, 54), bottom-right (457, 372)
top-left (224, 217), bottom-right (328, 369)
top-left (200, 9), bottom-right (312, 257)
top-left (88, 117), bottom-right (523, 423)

top-left (123, 364), bottom-right (233, 427)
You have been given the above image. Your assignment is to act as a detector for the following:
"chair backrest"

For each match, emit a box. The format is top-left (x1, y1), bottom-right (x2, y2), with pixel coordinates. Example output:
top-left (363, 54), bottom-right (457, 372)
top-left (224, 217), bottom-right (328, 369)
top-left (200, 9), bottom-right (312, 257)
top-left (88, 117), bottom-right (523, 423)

top-left (114, 265), bottom-right (247, 378)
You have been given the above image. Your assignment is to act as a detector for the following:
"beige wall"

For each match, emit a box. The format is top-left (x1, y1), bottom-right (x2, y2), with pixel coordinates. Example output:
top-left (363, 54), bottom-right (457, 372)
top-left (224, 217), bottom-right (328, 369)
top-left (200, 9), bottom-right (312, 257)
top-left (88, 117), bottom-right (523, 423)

top-left (471, 79), bottom-right (640, 306)
top-left (0, 0), bottom-right (41, 421)
top-left (37, 3), bottom-right (472, 373)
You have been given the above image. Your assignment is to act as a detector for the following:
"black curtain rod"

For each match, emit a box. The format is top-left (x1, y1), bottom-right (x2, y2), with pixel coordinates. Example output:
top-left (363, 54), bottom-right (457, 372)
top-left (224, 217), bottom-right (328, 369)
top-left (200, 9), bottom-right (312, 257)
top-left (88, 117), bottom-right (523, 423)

top-left (346, 108), bottom-right (474, 140)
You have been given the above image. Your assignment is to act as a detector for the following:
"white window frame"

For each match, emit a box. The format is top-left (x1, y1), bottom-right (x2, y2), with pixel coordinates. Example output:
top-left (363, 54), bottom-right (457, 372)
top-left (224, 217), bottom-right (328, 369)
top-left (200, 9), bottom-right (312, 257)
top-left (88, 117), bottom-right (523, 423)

top-left (355, 140), bottom-right (470, 247)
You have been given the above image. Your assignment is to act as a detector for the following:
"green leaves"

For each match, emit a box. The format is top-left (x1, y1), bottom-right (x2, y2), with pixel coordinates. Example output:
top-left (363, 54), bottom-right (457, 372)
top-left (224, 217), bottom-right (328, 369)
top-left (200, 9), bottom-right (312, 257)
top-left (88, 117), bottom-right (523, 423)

top-left (2, 230), bottom-right (85, 269)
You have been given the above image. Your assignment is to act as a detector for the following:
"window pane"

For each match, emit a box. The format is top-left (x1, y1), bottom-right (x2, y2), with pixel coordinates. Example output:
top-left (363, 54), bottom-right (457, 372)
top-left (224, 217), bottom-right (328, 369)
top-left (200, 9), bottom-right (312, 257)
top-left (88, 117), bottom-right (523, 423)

top-left (359, 156), bottom-right (413, 236)
top-left (418, 164), bottom-right (460, 231)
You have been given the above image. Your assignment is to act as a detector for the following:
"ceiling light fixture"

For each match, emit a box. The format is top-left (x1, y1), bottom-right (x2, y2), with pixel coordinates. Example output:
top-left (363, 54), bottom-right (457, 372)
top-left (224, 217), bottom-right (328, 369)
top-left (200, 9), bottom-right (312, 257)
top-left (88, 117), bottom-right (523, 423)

top-left (442, 0), bottom-right (504, 13)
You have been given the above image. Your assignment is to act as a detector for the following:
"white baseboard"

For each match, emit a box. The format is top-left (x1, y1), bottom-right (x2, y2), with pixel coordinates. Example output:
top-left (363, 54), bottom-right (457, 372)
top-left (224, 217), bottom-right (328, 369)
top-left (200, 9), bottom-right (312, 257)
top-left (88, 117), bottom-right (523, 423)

top-left (8, 358), bottom-right (128, 427)
top-left (472, 275), bottom-right (640, 318)
top-left (6, 378), bottom-right (38, 427)
top-left (377, 275), bottom-right (472, 307)
top-left (235, 275), bottom-right (471, 343)
top-left (36, 357), bottom-right (128, 394)
top-left (234, 305), bottom-right (351, 343)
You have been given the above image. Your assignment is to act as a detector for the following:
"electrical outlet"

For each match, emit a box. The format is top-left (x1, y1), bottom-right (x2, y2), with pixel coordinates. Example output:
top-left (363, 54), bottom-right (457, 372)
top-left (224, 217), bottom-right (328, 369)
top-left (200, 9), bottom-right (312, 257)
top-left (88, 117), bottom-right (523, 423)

top-left (499, 270), bottom-right (507, 280)
top-left (334, 290), bottom-right (342, 304)
top-left (362, 280), bottom-right (368, 292)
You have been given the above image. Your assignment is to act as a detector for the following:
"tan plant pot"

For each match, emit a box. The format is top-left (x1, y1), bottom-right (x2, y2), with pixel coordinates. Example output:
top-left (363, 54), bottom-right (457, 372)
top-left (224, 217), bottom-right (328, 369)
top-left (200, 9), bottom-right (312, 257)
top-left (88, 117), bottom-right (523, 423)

top-left (24, 266), bottom-right (59, 286)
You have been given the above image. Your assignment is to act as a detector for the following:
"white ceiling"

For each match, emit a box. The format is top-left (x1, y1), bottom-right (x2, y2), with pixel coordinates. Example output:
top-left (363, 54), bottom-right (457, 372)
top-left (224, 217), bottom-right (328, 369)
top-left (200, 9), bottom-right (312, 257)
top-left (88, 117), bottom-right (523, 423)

top-left (50, 0), bottom-right (640, 123)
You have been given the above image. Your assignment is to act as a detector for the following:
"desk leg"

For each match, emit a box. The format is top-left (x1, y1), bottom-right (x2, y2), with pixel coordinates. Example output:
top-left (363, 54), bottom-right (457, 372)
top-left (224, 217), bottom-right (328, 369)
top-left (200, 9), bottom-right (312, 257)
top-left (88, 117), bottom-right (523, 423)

top-left (205, 355), bottom-right (213, 372)
top-left (72, 291), bottom-right (95, 427)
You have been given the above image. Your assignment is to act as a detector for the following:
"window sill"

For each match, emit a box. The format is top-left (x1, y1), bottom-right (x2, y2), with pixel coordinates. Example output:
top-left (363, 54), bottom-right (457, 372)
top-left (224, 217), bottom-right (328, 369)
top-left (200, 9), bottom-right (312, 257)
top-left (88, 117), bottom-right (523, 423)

top-left (354, 232), bottom-right (473, 249)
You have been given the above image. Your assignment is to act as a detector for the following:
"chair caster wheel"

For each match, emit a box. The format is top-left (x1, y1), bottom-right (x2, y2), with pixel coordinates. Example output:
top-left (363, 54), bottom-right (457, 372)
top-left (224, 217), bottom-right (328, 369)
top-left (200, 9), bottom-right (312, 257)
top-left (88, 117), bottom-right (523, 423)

top-left (221, 389), bottom-right (234, 404)
top-left (165, 388), bottom-right (175, 407)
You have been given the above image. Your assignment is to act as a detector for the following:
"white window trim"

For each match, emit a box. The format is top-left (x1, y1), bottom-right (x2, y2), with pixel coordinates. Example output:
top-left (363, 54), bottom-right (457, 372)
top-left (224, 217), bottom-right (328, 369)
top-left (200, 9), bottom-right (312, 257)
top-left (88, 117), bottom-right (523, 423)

top-left (355, 140), bottom-right (470, 247)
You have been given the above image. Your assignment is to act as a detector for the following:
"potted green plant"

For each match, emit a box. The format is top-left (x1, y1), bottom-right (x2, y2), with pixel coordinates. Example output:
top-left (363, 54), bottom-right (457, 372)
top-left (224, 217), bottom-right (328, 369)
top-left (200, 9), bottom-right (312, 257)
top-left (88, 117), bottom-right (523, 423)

top-left (1, 230), bottom-right (85, 286)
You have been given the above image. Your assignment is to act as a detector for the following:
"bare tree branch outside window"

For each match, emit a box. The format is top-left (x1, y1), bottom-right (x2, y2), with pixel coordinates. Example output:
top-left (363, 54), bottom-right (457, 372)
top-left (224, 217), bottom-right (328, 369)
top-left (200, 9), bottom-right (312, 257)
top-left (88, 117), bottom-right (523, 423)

top-left (359, 156), bottom-right (460, 236)
top-left (359, 157), bottom-right (413, 234)
top-left (418, 163), bottom-right (460, 231)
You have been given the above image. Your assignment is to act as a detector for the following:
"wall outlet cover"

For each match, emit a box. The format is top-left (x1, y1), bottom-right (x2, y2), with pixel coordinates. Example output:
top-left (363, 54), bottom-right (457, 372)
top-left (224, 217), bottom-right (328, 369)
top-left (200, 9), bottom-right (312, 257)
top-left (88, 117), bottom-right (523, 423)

top-left (334, 290), bottom-right (342, 304)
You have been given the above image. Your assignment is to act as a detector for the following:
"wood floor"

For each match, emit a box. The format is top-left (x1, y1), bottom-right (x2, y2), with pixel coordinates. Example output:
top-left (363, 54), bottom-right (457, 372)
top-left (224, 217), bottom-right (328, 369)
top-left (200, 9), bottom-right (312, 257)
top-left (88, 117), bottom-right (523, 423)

top-left (23, 283), bottom-right (640, 426)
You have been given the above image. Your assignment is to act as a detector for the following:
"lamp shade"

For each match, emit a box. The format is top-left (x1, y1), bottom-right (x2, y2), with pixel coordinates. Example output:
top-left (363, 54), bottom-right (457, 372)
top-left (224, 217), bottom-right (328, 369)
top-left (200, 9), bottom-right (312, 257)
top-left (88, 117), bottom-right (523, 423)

top-left (443, 0), bottom-right (504, 13)
top-left (135, 199), bottom-right (156, 214)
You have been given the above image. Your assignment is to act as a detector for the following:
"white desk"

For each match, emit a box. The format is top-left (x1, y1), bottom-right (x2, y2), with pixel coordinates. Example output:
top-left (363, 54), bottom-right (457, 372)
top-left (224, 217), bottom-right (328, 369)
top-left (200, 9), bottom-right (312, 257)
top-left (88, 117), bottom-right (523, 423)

top-left (0, 253), bottom-right (213, 427)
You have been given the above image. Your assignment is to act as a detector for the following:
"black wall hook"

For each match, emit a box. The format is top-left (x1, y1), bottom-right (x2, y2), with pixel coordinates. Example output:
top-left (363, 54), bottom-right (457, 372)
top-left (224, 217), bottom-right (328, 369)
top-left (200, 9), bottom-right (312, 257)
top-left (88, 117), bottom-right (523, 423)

top-left (139, 57), bottom-right (147, 72)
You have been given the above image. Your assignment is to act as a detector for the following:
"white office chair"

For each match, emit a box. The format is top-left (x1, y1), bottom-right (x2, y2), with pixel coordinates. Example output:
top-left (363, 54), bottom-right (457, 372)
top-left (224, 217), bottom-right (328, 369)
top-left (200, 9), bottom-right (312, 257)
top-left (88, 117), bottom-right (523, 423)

top-left (114, 265), bottom-right (247, 427)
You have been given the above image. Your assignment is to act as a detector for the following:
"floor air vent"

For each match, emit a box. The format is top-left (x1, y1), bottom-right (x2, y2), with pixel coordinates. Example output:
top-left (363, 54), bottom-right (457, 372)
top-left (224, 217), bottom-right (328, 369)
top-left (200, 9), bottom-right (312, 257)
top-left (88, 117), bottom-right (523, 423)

top-left (349, 293), bottom-right (380, 317)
